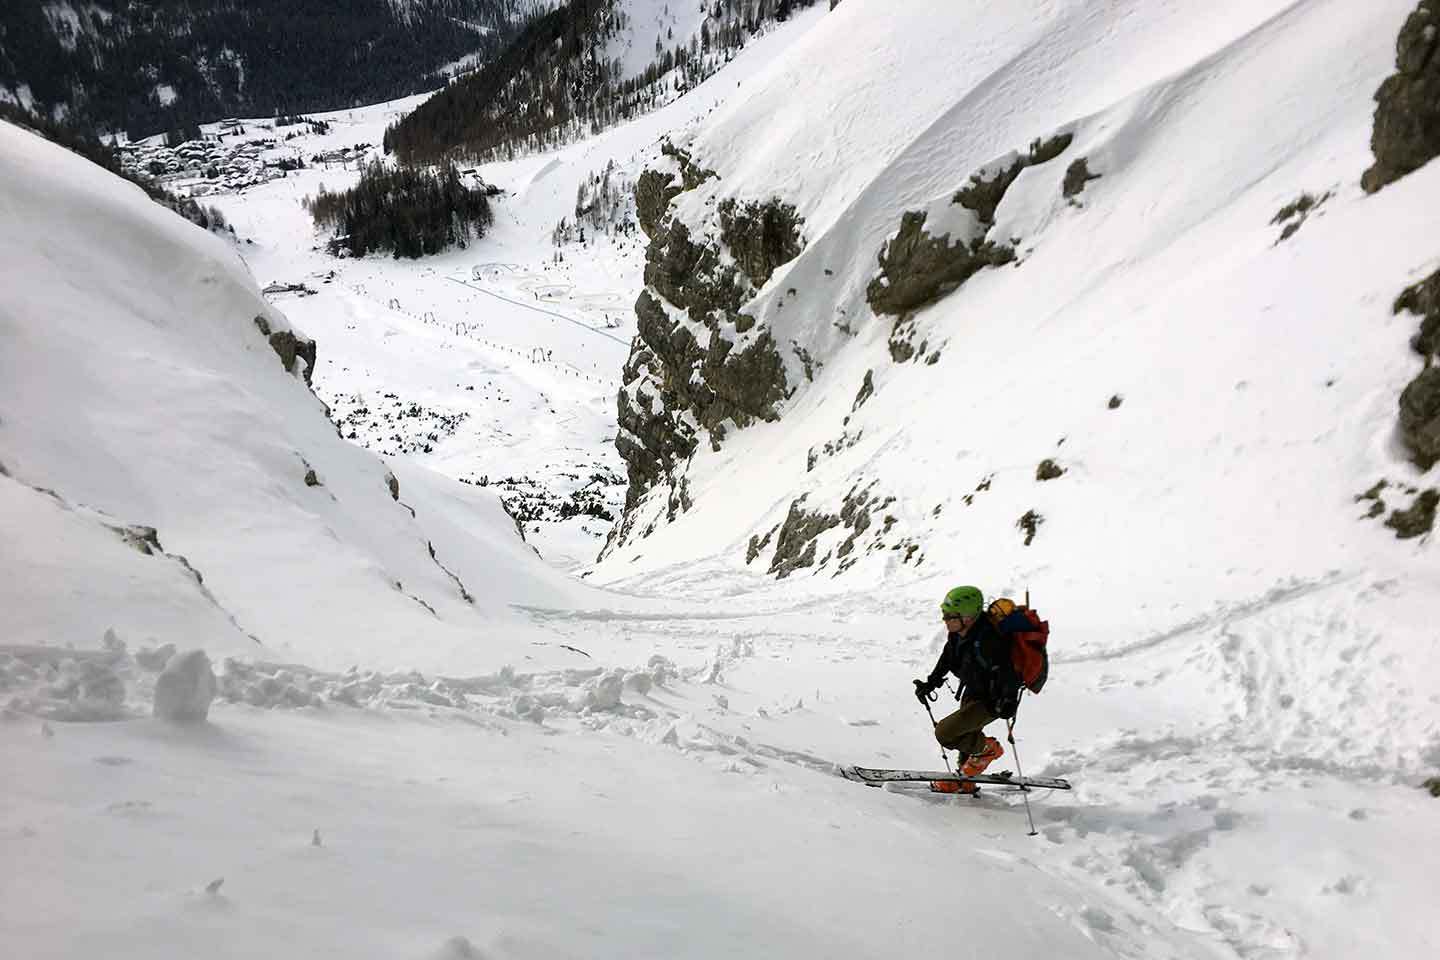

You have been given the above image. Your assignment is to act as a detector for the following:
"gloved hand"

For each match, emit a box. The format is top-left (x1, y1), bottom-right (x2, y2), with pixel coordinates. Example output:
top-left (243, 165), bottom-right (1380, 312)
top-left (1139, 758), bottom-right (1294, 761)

top-left (913, 678), bottom-right (937, 703)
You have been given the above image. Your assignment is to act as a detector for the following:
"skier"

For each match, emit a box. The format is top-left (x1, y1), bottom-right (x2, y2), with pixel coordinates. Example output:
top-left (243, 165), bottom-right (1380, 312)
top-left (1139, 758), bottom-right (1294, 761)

top-left (913, 585), bottom-right (1020, 794)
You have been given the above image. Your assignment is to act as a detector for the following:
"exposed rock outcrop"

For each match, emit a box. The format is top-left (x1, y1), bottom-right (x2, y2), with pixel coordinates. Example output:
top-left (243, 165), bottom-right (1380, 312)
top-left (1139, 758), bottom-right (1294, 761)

top-left (1017, 509), bottom-right (1044, 545)
top-left (768, 495), bottom-right (841, 578)
top-left (635, 170), bottom-right (684, 238)
top-left (1396, 268), bottom-right (1440, 362)
top-left (253, 314), bottom-right (318, 386)
top-left (1036, 459), bottom-right (1065, 481)
top-left (746, 523), bottom-right (779, 565)
top-left (954, 134), bottom-right (1072, 225)
top-left (1362, 1), bottom-right (1440, 193)
top-left (607, 156), bottom-right (803, 553)
top-left (107, 522), bottom-right (163, 555)
top-left (868, 133), bottom-right (1073, 319)
top-left (1399, 370), bottom-right (1440, 469)
top-left (661, 140), bottom-right (719, 192)
top-left (834, 486), bottom-right (875, 559)
top-left (807, 428), bottom-right (862, 472)
top-left (1062, 157), bottom-right (1101, 199)
top-left (1271, 191), bottom-right (1331, 243)
top-left (852, 370), bottom-right (875, 412)
top-left (1394, 269), bottom-right (1440, 469)
top-left (745, 482), bottom-right (909, 579)
top-left (867, 211), bottom-right (1016, 317)
top-left (1386, 488), bottom-right (1438, 538)
top-left (718, 197), bottom-right (804, 289)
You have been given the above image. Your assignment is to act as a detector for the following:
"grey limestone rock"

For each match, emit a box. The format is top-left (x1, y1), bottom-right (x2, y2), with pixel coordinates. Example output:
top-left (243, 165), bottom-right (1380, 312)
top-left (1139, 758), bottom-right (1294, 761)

top-left (1062, 157), bottom-right (1101, 199)
top-left (1394, 269), bottom-right (1440, 468)
top-left (1362, 1), bottom-right (1440, 193)
top-left (253, 315), bottom-right (318, 386)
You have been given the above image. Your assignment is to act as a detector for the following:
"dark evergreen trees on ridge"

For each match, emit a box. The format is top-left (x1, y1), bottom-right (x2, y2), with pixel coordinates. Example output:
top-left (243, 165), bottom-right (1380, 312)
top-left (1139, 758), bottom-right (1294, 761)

top-left (306, 161), bottom-right (495, 259)
top-left (385, 0), bottom-right (825, 166)
top-left (0, 1), bottom-right (541, 140)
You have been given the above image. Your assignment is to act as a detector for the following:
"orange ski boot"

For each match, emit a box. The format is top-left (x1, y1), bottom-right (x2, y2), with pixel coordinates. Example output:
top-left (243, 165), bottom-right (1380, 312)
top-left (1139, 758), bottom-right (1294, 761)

top-left (961, 737), bottom-right (1005, 778)
top-left (931, 738), bottom-right (999, 795)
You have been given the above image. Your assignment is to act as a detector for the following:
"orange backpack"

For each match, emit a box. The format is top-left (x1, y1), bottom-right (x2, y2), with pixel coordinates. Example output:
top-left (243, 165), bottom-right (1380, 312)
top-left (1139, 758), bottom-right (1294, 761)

top-left (987, 598), bottom-right (1050, 694)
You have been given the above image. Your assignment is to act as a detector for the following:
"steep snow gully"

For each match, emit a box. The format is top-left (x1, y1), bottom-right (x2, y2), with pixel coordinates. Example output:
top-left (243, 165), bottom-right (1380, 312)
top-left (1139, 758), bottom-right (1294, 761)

top-left (4, 2), bottom-right (1440, 959)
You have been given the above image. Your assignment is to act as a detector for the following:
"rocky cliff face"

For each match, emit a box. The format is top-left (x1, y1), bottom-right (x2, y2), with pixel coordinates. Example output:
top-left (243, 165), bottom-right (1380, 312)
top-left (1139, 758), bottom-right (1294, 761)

top-left (1394, 269), bottom-right (1440, 470)
top-left (605, 129), bottom-right (1081, 567)
top-left (254, 315), bottom-right (318, 387)
top-left (868, 135), bottom-right (1072, 318)
top-left (1362, 0), bottom-right (1440, 193)
top-left (603, 143), bottom-right (802, 557)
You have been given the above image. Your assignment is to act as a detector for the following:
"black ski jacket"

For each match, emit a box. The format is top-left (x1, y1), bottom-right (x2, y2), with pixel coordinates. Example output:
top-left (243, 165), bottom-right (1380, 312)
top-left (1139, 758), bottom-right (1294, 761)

top-left (926, 615), bottom-right (1022, 718)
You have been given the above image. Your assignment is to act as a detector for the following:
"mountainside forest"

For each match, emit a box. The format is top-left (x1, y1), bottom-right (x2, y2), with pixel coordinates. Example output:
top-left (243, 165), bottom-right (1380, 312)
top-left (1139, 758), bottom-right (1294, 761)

top-left (0, 0), bottom-right (540, 140)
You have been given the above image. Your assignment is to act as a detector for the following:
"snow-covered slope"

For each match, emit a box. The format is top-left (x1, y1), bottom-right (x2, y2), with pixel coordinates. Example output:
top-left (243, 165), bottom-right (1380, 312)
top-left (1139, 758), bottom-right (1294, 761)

top-left (597, 0), bottom-right (1440, 766)
top-left (5, 3), bottom-right (1440, 959)
top-left (0, 120), bottom-right (605, 674)
top-left (606, 0), bottom-right (710, 81)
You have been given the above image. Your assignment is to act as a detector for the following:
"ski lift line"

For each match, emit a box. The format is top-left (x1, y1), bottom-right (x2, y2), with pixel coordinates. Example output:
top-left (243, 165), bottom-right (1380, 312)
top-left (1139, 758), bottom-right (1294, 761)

top-left (342, 280), bottom-right (621, 388)
top-left (444, 276), bottom-right (630, 346)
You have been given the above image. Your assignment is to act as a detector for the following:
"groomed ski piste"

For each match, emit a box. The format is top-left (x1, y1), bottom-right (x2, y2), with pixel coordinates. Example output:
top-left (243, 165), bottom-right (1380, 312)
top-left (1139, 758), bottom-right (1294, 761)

top-left (3, 1), bottom-right (1439, 958)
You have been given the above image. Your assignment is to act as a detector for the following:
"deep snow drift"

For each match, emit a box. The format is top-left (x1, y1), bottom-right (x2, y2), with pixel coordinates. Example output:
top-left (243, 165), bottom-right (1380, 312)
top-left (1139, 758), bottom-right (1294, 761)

top-left (3, 1), bottom-right (1440, 958)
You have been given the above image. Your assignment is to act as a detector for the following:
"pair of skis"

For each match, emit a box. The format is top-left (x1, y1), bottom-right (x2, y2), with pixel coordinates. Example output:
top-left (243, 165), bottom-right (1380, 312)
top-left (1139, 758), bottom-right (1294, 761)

top-left (839, 765), bottom-right (1071, 792)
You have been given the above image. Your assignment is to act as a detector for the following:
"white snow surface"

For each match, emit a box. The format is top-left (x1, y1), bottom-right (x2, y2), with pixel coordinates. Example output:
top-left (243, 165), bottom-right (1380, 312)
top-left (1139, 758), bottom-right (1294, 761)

top-left (605, 0), bottom-right (712, 82)
top-left (4, 1), bottom-right (1440, 958)
top-left (0, 119), bottom-right (622, 674)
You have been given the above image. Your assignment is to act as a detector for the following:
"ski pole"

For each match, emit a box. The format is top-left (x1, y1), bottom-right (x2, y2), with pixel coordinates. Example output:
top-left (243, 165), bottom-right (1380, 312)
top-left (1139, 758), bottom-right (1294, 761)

top-left (918, 689), bottom-right (953, 773)
top-left (1006, 697), bottom-right (1038, 837)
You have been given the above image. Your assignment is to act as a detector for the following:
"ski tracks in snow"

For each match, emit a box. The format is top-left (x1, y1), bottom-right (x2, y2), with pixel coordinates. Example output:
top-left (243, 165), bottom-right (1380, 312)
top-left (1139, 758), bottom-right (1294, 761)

top-left (1057, 569), bottom-right (1354, 665)
top-left (10, 586), bottom-right (1425, 960)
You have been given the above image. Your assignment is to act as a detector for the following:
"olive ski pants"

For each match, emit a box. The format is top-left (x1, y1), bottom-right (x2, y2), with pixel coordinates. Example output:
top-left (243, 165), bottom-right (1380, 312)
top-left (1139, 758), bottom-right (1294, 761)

top-left (933, 700), bottom-right (997, 758)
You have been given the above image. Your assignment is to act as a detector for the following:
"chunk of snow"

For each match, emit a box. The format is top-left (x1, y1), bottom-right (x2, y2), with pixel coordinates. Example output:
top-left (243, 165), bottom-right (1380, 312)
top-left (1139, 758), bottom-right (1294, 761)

top-left (135, 642), bottom-right (176, 671)
top-left (153, 649), bottom-right (217, 723)
top-left (582, 669), bottom-right (626, 711)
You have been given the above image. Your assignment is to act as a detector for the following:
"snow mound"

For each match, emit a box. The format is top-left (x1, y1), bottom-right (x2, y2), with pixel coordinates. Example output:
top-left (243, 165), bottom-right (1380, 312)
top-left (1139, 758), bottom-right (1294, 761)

top-left (0, 646), bottom-right (131, 722)
top-left (153, 649), bottom-right (217, 723)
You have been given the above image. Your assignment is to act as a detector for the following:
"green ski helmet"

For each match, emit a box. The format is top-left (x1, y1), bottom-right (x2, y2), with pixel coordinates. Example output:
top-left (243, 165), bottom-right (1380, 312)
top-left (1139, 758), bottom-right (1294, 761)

top-left (940, 585), bottom-right (984, 617)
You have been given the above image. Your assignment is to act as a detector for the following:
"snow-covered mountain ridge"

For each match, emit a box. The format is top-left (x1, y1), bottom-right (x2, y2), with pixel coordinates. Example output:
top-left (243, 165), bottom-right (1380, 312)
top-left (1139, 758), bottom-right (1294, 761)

top-left (602, 0), bottom-right (1440, 635)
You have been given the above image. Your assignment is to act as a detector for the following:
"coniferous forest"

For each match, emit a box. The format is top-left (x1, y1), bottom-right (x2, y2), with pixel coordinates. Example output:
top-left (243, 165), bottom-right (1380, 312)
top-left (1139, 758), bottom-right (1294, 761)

top-left (385, 0), bottom-right (823, 165)
top-left (305, 161), bottom-right (496, 259)
top-left (0, 1), bottom-right (540, 140)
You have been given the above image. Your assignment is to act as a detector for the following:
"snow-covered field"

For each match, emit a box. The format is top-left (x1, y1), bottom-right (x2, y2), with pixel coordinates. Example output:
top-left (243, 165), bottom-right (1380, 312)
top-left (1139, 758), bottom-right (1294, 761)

top-left (3, 1), bottom-right (1439, 958)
